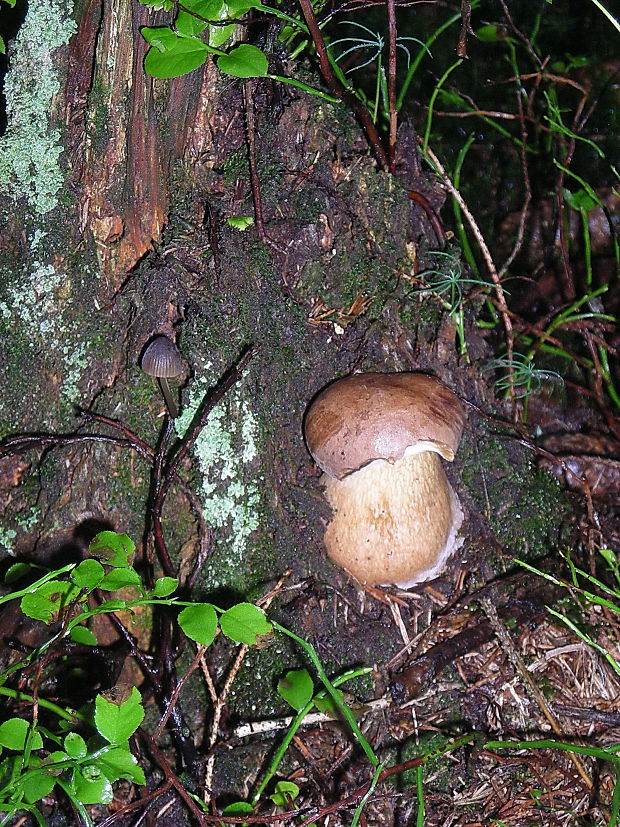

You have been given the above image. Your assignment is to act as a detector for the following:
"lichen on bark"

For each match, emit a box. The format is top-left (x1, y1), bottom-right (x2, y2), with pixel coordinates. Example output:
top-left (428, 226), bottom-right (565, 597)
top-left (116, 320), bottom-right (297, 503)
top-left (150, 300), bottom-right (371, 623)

top-left (0, 0), bottom-right (77, 214)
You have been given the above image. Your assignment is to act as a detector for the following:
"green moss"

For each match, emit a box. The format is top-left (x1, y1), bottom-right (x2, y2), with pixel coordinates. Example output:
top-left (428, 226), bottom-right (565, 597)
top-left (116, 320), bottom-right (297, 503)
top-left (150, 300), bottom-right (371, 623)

top-left (226, 639), bottom-right (296, 721)
top-left (460, 427), bottom-right (567, 559)
top-left (397, 732), bottom-right (453, 789)
top-left (86, 78), bottom-right (112, 150)
top-left (0, 0), bottom-right (77, 214)
top-left (221, 148), bottom-right (250, 186)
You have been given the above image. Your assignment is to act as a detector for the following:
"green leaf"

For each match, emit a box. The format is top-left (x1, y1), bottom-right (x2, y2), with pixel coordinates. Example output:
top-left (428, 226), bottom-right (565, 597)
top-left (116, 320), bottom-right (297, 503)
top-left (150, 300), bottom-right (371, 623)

top-left (89, 532), bottom-right (135, 568)
top-left (277, 669), bottom-right (314, 712)
top-left (227, 216), bottom-right (254, 230)
top-left (45, 750), bottom-right (72, 770)
top-left (313, 688), bottom-right (344, 715)
top-left (175, 9), bottom-right (208, 37)
top-left (71, 767), bottom-right (114, 805)
top-left (97, 599), bottom-right (128, 612)
top-left (180, 0), bottom-right (248, 45)
top-left (4, 562), bottom-right (34, 583)
top-left (98, 566), bottom-right (142, 591)
top-left (183, 0), bottom-right (227, 13)
top-left (0, 719), bottom-right (43, 751)
top-left (476, 23), bottom-right (514, 43)
top-left (20, 580), bottom-right (81, 623)
top-left (95, 687), bottom-right (144, 744)
top-left (178, 603), bottom-right (218, 646)
top-left (562, 187), bottom-right (598, 212)
top-left (64, 732), bottom-right (87, 759)
top-left (70, 625), bottom-right (98, 646)
top-left (208, 23), bottom-right (236, 48)
top-left (599, 547), bottom-right (619, 571)
top-left (217, 44), bottom-right (268, 78)
top-left (269, 780), bottom-right (299, 807)
top-left (142, 27), bottom-right (210, 78)
top-left (98, 746), bottom-right (146, 785)
top-left (175, 0), bottom-right (225, 36)
top-left (223, 801), bottom-right (254, 814)
top-left (150, 576), bottom-right (178, 597)
top-left (71, 559), bottom-right (104, 589)
top-left (219, 603), bottom-right (272, 644)
top-left (140, 0), bottom-right (174, 7)
top-left (225, 0), bottom-right (257, 14)
top-left (22, 770), bottom-right (56, 804)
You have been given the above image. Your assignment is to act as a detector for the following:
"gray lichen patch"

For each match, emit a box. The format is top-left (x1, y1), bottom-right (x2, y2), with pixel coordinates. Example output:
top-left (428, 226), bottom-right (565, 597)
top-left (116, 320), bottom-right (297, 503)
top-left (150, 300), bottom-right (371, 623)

top-left (175, 376), bottom-right (263, 591)
top-left (0, 250), bottom-right (103, 434)
top-left (0, 0), bottom-right (76, 215)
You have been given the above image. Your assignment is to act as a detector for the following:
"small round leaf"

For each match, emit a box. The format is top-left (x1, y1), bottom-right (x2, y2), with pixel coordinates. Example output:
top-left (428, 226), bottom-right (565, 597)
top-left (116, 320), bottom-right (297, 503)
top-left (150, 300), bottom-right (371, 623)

top-left (219, 603), bottom-right (272, 645)
top-left (178, 603), bottom-right (218, 646)
top-left (217, 44), bottom-right (268, 78)
top-left (64, 732), bottom-right (87, 759)
top-left (277, 669), bottom-right (314, 712)
top-left (70, 625), bottom-right (98, 646)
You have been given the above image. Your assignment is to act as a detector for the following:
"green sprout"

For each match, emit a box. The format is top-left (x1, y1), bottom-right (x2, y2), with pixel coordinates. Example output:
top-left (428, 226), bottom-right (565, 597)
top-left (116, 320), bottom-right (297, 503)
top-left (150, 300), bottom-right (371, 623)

top-left (327, 21), bottom-right (429, 123)
top-left (415, 251), bottom-right (495, 356)
top-left (485, 352), bottom-right (564, 402)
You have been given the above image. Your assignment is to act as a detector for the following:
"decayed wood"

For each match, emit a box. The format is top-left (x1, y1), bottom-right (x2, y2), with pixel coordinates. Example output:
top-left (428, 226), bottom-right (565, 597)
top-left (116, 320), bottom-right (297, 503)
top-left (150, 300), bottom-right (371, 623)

top-left (64, 0), bottom-right (217, 292)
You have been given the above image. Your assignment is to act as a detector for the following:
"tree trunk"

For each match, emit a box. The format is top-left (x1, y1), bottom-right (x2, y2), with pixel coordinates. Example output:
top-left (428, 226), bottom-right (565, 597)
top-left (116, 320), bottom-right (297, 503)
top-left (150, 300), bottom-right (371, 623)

top-left (0, 0), bottom-right (451, 571)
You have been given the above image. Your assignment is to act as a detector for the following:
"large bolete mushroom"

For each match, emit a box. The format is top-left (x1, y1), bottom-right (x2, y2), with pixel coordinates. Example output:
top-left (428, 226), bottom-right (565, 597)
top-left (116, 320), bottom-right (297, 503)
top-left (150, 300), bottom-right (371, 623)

top-left (303, 372), bottom-right (465, 588)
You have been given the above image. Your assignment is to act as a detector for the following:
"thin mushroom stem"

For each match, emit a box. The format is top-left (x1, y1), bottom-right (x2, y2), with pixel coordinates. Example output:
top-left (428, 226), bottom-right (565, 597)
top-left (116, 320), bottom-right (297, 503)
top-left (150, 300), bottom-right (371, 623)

top-left (158, 377), bottom-right (178, 419)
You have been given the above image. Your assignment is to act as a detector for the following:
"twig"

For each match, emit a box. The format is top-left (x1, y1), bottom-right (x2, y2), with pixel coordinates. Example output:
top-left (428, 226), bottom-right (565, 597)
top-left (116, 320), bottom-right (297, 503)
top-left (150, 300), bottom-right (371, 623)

top-left (422, 143), bottom-right (514, 375)
top-left (108, 611), bottom-right (199, 770)
top-left (92, 780), bottom-right (174, 827)
top-left (79, 410), bottom-right (156, 458)
top-left (479, 596), bottom-right (594, 791)
top-left (243, 79), bottom-right (266, 242)
top-left (296, 0), bottom-right (389, 169)
top-left (497, 90), bottom-right (531, 279)
top-left (161, 346), bottom-right (257, 495)
top-left (203, 571), bottom-right (291, 793)
top-left (456, 0), bottom-right (472, 58)
top-left (386, 0), bottom-right (397, 171)
top-left (153, 645), bottom-right (207, 742)
top-left (139, 729), bottom-right (209, 826)
top-left (150, 417), bottom-right (176, 578)
top-left (0, 433), bottom-right (149, 461)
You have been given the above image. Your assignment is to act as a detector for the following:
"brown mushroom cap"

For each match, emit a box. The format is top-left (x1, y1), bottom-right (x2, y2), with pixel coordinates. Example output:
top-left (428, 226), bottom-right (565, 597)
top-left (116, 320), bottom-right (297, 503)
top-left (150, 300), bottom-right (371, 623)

top-left (141, 336), bottom-right (184, 378)
top-left (304, 373), bottom-right (465, 479)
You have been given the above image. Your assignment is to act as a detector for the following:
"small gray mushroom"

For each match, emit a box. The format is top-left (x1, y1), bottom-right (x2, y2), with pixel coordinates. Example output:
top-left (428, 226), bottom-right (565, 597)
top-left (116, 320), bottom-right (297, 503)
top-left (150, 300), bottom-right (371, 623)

top-left (141, 335), bottom-right (184, 418)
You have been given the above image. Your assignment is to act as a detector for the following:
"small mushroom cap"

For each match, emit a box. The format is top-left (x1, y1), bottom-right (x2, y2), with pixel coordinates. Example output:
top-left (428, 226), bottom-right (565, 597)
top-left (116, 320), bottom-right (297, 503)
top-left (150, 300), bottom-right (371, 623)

top-left (141, 336), bottom-right (184, 378)
top-left (304, 372), bottom-right (465, 479)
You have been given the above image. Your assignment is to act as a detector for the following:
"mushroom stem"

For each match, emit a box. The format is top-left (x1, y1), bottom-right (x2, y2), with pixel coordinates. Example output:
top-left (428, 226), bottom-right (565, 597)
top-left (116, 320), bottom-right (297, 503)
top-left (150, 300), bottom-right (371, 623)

top-left (158, 377), bottom-right (179, 419)
top-left (323, 451), bottom-right (463, 587)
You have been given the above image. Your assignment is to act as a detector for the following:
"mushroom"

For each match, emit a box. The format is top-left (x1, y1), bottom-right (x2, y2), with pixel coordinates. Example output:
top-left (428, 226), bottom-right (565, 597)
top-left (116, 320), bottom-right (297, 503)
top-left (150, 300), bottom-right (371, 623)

top-left (141, 335), bottom-right (184, 418)
top-left (303, 372), bottom-right (465, 588)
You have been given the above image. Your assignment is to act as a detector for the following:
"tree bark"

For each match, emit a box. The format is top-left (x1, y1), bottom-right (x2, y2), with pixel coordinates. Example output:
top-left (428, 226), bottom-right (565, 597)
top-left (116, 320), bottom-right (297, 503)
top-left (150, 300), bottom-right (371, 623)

top-left (0, 0), bottom-right (451, 575)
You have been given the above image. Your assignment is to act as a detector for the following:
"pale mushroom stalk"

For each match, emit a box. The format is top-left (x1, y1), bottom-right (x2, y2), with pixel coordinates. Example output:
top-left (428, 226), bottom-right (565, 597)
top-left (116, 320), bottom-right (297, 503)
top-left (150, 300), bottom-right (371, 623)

top-left (157, 376), bottom-right (179, 419)
top-left (303, 372), bottom-right (466, 588)
top-left (141, 335), bottom-right (185, 419)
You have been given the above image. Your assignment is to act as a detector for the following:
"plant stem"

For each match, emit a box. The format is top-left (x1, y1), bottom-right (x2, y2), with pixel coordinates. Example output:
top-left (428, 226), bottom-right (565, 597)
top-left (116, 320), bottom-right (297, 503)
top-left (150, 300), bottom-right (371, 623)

top-left (386, 0), bottom-right (397, 171)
